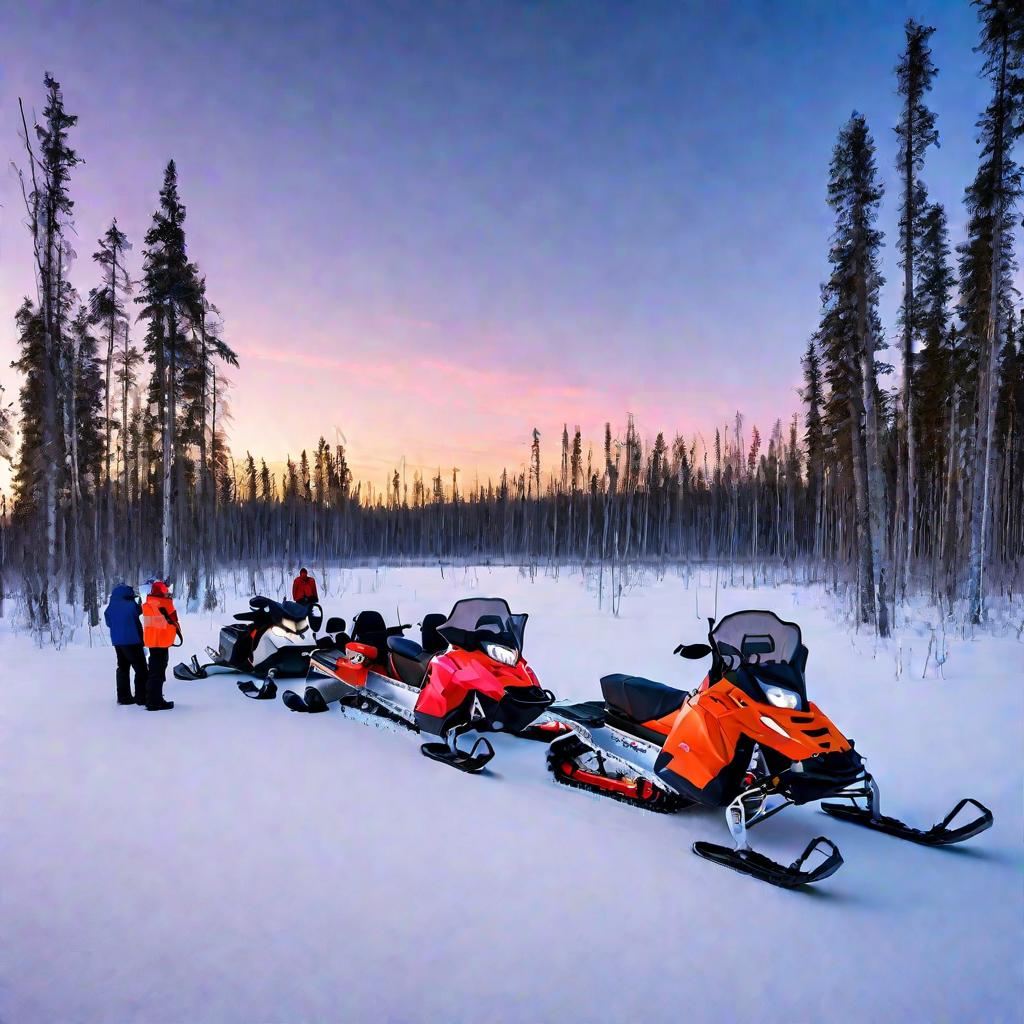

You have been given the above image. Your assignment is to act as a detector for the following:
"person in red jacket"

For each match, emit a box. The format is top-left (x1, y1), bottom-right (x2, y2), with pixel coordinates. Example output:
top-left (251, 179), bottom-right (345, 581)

top-left (292, 567), bottom-right (319, 607)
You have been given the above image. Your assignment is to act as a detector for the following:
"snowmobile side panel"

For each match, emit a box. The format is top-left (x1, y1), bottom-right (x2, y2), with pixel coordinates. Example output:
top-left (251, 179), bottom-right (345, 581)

top-left (692, 836), bottom-right (843, 888)
top-left (657, 683), bottom-right (852, 806)
top-left (821, 797), bottom-right (993, 846)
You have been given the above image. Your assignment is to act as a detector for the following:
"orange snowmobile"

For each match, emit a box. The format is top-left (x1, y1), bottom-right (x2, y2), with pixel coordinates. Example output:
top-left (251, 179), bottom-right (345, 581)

top-left (545, 610), bottom-right (993, 887)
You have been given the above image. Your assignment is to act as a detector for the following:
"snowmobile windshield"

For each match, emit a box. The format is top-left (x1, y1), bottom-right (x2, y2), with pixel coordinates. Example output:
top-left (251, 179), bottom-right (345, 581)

top-left (437, 598), bottom-right (527, 655)
top-left (712, 610), bottom-right (802, 665)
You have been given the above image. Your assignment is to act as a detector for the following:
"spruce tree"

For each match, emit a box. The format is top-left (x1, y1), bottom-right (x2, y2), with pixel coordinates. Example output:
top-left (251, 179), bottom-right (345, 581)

top-left (823, 113), bottom-right (890, 633)
top-left (894, 20), bottom-right (939, 595)
top-left (964, 0), bottom-right (1024, 622)
top-left (138, 160), bottom-right (201, 581)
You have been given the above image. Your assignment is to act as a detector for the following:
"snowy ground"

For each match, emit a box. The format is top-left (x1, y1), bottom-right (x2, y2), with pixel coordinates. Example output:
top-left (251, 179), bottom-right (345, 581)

top-left (1, 565), bottom-right (1021, 1023)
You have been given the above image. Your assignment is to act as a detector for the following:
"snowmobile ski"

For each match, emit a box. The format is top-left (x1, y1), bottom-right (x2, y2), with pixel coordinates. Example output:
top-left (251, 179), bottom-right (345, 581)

top-left (821, 797), bottom-right (993, 846)
top-left (692, 836), bottom-right (843, 889)
top-left (237, 677), bottom-right (278, 700)
top-left (420, 735), bottom-right (495, 773)
top-left (281, 686), bottom-right (330, 713)
top-left (173, 655), bottom-right (209, 681)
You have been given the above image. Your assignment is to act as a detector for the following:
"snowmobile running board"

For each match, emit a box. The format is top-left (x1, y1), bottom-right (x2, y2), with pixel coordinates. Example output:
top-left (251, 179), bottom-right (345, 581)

top-left (281, 687), bottom-right (330, 713)
top-left (237, 678), bottom-right (277, 700)
top-left (693, 837), bottom-right (843, 889)
top-left (821, 797), bottom-right (993, 846)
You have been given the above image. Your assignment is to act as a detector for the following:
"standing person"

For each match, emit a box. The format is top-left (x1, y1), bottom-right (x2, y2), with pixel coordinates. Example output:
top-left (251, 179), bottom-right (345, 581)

top-left (104, 584), bottom-right (148, 706)
top-left (292, 567), bottom-right (319, 607)
top-left (142, 580), bottom-right (180, 711)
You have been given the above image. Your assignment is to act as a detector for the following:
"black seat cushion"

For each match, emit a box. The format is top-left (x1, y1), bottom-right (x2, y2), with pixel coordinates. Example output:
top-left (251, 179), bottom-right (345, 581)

top-left (387, 636), bottom-right (424, 661)
top-left (600, 674), bottom-right (687, 724)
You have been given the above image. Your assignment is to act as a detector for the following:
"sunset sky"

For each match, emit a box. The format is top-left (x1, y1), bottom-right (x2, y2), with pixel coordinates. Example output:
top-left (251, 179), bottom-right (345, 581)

top-left (0, 1), bottom-right (1005, 491)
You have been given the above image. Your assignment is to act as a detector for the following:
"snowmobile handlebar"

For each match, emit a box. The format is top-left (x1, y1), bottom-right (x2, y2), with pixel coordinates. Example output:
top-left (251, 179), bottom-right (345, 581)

top-left (675, 642), bottom-right (712, 660)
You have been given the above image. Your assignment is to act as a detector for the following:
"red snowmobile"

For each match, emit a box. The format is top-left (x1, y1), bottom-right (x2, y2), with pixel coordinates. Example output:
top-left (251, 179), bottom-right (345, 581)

top-left (282, 598), bottom-right (562, 771)
top-left (545, 610), bottom-right (993, 887)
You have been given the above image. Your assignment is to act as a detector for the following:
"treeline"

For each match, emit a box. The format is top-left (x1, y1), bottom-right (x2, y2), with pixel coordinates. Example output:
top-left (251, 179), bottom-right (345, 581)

top-left (1, 5), bottom-right (1022, 640)
top-left (2, 76), bottom-right (237, 625)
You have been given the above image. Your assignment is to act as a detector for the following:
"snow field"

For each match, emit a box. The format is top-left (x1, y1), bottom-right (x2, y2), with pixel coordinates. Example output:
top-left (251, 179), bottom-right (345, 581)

top-left (1, 565), bottom-right (1020, 1023)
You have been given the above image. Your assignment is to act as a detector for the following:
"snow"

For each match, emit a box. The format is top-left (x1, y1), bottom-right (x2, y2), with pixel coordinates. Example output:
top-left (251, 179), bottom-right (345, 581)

top-left (1, 566), bottom-right (1020, 1023)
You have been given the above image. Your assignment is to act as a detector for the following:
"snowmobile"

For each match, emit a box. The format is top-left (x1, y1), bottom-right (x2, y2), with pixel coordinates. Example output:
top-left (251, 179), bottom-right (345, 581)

top-left (172, 596), bottom-right (324, 696)
top-left (545, 610), bottom-right (993, 888)
top-left (282, 598), bottom-right (559, 772)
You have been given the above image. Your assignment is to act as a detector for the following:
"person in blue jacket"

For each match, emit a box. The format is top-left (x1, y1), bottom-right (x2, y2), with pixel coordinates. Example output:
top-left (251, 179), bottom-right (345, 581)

top-left (104, 584), bottom-right (148, 706)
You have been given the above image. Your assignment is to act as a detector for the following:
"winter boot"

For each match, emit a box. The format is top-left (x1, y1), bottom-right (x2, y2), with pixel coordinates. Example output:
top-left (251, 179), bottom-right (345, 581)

top-left (146, 700), bottom-right (174, 711)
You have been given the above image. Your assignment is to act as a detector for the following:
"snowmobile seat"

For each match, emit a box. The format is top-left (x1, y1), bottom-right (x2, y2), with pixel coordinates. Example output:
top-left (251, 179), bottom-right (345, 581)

top-left (600, 674), bottom-right (687, 724)
top-left (387, 636), bottom-right (431, 688)
top-left (352, 611), bottom-right (389, 661)
top-left (388, 636), bottom-right (429, 663)
top-left (420, 613), bottom-right (447, 654)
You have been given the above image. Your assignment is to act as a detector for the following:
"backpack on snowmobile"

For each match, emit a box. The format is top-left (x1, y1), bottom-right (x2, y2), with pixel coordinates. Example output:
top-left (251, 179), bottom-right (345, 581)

top-left (545, 609), bottom-right (993, 888)
top-left (173, 595), bottom-right (324, 683)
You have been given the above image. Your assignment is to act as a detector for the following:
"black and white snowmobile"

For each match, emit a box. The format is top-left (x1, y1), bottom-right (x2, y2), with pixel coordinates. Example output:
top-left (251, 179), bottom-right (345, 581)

top-left (173, 596), bottom-right (324, 688)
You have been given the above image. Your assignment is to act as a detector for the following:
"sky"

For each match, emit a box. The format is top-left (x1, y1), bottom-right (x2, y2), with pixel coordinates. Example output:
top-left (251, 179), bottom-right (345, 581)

top-left (0, 0), bottom-right (1004, 492)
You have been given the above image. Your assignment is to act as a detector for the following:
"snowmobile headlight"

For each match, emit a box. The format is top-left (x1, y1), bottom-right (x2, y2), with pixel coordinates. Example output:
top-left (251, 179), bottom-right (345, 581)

top-left (279, 617), bottom-right (301, 634)
top-left (482, 642), bottom-right (518, 666)
top-left (271, 626), bottom-right (288, 639)
top-left (762, 685), bottom-right (800, 710)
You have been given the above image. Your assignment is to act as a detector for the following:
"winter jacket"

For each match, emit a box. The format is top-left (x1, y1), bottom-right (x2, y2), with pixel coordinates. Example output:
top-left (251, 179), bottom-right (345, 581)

top-left (292, 573), bottom-right (319, 603)
top-left (104, 585), bottom-right (144, 646)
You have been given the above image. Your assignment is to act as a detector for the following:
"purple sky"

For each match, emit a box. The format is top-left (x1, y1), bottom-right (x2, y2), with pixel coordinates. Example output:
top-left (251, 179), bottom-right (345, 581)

top-left (0, 1), bottom-right (1004, 490)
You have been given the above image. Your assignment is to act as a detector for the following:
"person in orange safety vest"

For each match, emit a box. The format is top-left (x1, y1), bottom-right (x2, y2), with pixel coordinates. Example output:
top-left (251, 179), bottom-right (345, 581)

top-left (142, 580), bottom-right (181, 711)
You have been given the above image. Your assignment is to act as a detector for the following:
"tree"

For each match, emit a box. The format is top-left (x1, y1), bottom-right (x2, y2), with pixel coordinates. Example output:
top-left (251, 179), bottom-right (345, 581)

top-left (824, 113), bottom-right (891, 634)
top-left (894, 20), bottom-right (939, 596)
top-left (15, 74), bottom-right (81, 619)
top-left (964, 0), bottom-right (1024, 623)
top-left (137, 160), bottom-right (201, 582)
top-left (90, 219), bottom-right (132, 576)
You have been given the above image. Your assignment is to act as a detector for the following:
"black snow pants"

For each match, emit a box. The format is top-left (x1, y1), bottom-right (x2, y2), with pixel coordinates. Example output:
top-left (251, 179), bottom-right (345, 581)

top-left (115, 644), bottom-right (149, 705)
top-left (147, 648), bottom-right (169, 708)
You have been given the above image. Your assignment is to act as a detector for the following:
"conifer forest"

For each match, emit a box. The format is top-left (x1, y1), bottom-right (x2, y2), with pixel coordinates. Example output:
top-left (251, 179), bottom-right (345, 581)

top-left (2, 4), bottom-right (1022, 642)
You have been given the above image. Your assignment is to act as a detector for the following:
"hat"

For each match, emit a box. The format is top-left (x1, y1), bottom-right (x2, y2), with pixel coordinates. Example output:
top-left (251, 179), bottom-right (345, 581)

top-left (150, 580), bottom-right (169, 597)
